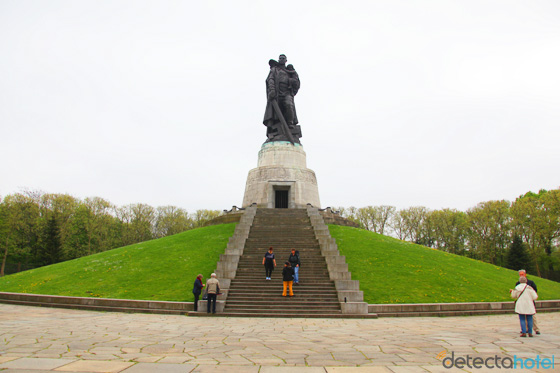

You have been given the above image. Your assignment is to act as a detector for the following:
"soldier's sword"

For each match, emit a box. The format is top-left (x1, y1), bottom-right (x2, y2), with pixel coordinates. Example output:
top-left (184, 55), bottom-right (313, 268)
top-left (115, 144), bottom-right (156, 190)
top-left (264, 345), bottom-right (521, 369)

top-left (271, 99), bottom-right (296, 145)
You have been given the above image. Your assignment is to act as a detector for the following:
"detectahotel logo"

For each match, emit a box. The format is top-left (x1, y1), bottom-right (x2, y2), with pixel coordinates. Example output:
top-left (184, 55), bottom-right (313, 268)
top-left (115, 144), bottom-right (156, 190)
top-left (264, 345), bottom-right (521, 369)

top-left (437, 350), bottom-right (556, 370)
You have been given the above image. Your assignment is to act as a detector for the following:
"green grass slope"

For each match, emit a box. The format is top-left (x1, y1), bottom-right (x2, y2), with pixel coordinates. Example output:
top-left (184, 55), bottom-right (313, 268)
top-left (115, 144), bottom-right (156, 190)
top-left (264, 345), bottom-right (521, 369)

top-left (329, 225), bottom-right (560, 304)
top-left (0, 223), bottom-right (236, 302)
top-left (2, 222), bottom-right (559, 305)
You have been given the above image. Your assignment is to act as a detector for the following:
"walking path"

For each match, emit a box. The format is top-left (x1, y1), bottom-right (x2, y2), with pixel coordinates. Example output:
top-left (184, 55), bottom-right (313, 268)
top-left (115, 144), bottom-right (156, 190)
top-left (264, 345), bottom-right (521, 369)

top-left (0, 304), bottom-right (558, 372)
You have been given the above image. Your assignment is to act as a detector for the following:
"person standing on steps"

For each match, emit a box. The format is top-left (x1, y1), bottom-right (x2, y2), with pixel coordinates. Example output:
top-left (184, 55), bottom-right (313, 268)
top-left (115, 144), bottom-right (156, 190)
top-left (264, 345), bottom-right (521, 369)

top-left (282, 262), bottom-right (295, 297)
top-left (263, 247), bottom-right (276, 280)
top-left (515, 269), bottom-right (540, 335)
top-left (288, 248), bottom-right (300, 285)
top-left (282, 262), bottom-right (294, 297)
top-left (206, 273), bottom-right (220, 314)
top-left (192, 274), bottom-right (204, 311)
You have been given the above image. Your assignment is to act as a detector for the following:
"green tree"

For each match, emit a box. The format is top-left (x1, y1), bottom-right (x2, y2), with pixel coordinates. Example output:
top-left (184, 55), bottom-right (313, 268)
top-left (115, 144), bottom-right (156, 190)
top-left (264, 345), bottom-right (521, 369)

top-left (372, 205), bottom-right (396, 235)
top-left (429, 209), bottom-right (468, 255)
top-left (506, 234), bottom-right (533, 272)
top-left (511, 189), bottom-right (560, 277)
top-left (153, 206), bottom-right (191, 238)
top-left (355, 205), bottom-right (396, 234)
top-left (130, 203), bottom-right (155, 242)
top-left (467, 200), bottom-right (511, 265)
top-left (66, 197), bottom-right (118, 258)
top-left (39, 193), bottom-right (79, 254)
top-left (356, 206), bottom-right (373, 230)
top-left (0, 199), bottom-right (15, 276)
top-left (0, 194), bottom-right (40, 275)
top-left (190, 209), bottom-right (222, 228)
top-left (399, 206), bottom-right (430, 245)
top-left (40, 215), bottom-right (62, 265)
top-left (390, 209), bottom-right (409, 240)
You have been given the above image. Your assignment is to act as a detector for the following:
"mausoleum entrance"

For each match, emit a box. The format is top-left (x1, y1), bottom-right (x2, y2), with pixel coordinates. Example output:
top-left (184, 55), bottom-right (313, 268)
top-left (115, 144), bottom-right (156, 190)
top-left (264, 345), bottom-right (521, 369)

top-left (275, 189), bottom-right (289, 208)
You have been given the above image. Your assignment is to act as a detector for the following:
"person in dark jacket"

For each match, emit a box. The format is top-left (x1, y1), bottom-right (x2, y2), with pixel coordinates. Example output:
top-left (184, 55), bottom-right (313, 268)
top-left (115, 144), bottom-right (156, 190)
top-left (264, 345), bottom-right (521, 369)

top-left (288, 248), bottom-right (301, 285)
top-left (515, 269), bottom-right (540, 334)
top-left (262, 247), bottom-right (276, 280)
top-left (192, 274), bottom-right (204, 311)
top-left (282, 262), bottom-right (295, 297)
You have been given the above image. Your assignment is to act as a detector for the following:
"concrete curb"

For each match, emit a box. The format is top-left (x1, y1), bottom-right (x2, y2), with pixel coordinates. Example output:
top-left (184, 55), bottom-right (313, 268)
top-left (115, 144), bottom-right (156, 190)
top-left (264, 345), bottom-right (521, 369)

top-left (1, 291), bottom-right (559, 317)
top-left (370, 300), bottom-right (560, 317)
top-left (0, 292), bottom-right (192, 314)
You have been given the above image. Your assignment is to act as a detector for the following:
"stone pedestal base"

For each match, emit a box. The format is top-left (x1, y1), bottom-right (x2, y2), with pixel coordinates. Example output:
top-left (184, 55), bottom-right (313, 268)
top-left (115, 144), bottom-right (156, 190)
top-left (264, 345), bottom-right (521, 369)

top-left (242, 142), bottom-right (321, 209)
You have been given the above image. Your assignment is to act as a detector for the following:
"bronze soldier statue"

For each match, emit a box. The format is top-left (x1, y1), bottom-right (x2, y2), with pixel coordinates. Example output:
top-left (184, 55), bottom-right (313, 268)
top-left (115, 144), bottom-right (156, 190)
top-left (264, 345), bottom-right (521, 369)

top-left (263, 54), bottom-right (302, 144)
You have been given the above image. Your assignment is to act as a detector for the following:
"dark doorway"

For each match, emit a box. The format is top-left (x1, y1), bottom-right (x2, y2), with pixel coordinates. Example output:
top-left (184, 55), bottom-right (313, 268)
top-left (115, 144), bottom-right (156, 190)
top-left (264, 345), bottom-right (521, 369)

top-left (275, 190), bottom-right (289, 208)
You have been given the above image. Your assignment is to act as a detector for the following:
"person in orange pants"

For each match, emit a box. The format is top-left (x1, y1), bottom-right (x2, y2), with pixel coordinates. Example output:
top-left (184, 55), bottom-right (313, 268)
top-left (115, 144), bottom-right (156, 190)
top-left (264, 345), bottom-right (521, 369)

top-left (282, 262), bottom-right (295, 297)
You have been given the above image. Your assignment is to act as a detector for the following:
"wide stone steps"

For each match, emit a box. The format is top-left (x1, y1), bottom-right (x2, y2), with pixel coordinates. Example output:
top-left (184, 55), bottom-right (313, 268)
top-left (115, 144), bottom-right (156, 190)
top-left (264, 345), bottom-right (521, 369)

top-left (198, 312), bottom-right (354, 318)
top-left (226, 294), bottom-right (338, 301)
top-left (218, 208), bottom-right (342, 317)
top-left (236, 256), bottom-right (325, 260)
top-left (236, 264), bottom-right (326, 268)
top-left (246, 240), bottom-right (317, 243)
top-left (236, 263), bottom-right (327, 268)
top-left (226, 285), bottom-right (337, 292)
top-left (235, 270), bottom-right (329, 275)
top-left (231, 279), bottom-right (334, 286)
top-left (251, 229), bottom-right (313, 231)
top-left (238, 268), bottom-right (324, 272)
top-left (229, 283), bottom-right (334, 289)
top-left (234, 274), bottom-right (331, 280)
top-left (244, 240), bottom-right (318, 245)
top-left (224, 306), bottom-right (341, 313)
top-left (222, 310), bottom-right (343, 316)
top-left (228, 289), bottom-right (340, 300)
top-left (236, 259), bottom-right (325, 263)
top-left (240, 253), bottom-right (321, 257)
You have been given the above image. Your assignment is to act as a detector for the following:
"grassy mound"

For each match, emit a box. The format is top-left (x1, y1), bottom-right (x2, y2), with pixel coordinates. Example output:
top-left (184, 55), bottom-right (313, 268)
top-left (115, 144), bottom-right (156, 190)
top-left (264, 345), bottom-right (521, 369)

top-left (329, 225), bottom-right (560, 304)
top-left (1, 222), bottom-right (558, 305)
top-left (0, 223), bottom-right (236, 302)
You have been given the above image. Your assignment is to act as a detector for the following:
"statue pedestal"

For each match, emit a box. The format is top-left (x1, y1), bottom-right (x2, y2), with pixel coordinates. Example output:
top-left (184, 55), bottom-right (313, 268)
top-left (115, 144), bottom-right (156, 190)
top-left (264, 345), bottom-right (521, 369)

top-left (242, 142), bottom-right (321, 209)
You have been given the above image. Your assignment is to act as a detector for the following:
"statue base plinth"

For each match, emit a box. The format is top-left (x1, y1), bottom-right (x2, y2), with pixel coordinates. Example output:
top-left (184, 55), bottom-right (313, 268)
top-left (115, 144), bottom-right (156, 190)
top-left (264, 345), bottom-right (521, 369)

top-left (242, 142), bottom-right (321, 209)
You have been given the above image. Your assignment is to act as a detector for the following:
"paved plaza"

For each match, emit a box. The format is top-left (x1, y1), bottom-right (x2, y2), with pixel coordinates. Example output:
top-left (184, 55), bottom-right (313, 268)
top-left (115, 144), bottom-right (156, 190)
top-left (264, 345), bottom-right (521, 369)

top-left (0, 304), bottom-right (558, 372)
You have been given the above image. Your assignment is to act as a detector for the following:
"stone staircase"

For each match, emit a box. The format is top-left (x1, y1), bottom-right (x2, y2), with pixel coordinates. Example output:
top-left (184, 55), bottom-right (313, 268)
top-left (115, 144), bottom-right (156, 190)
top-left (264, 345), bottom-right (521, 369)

top-left (221, 208), bottom-right (343, 317)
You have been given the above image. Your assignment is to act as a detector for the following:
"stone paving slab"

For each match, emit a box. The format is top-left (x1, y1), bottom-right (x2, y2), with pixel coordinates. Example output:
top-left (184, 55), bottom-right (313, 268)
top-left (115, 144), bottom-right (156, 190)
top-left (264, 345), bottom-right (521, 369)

top-left (191, 366), bottom-right (259, 372)
top-left (260, 368), bottom-right (326, 373)
top-left (0, 356), bottom-right (19, 364)
top-left (326, 368), bottom-right (392, 373)
top-left (1, 369), bottom-right (53, 373)
top-left (54, 360), bottom-right (135, 372)
top-left (0, 357), bottom-right (76, 370)
top-left (0, 304), bottom-right (558, 372)
top-left (120, 362), bottom-right (197, 372)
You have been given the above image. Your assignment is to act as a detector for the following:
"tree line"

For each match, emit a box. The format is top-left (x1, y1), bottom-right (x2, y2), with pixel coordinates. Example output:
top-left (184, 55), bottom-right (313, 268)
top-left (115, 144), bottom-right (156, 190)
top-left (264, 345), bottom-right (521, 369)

top-left (0, 190), bottom-right (222, 276)
top-left (2, 188), bottom-right (558, 281)
top-left (334, 188), bottom-right (560, 281)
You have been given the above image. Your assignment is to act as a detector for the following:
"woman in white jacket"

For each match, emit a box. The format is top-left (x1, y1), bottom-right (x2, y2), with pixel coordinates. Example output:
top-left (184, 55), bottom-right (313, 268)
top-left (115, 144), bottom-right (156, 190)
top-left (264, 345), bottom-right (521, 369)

top-left (510, 276), bottom-right (538, 337)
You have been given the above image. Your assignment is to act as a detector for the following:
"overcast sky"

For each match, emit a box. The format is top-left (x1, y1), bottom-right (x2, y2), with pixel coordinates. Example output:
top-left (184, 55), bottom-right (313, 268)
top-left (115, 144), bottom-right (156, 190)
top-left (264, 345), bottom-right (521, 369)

top-left (1, 0), bottom-right (559, 212)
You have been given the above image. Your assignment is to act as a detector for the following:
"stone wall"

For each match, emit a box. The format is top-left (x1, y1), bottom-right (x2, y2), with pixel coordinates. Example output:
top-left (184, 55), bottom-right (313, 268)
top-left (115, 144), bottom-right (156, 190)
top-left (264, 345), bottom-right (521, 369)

top-left (319, 208), bottom-right (360, 228)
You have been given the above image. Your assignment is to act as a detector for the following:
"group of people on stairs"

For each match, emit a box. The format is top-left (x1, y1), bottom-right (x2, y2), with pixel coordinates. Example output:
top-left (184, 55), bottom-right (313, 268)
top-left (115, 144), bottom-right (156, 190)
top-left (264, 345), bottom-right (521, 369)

top-left (191, 246), bottom-right (302, 314)
top-left (262, 247), bottom-right (301, 297)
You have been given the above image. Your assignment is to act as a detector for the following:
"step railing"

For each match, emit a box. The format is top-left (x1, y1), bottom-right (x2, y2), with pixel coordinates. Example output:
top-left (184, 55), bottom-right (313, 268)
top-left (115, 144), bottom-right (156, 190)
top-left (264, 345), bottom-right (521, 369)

top-left (307, 205), bottom-right (369, 315)
top-left (198, 205), bottom-right (257, 313)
